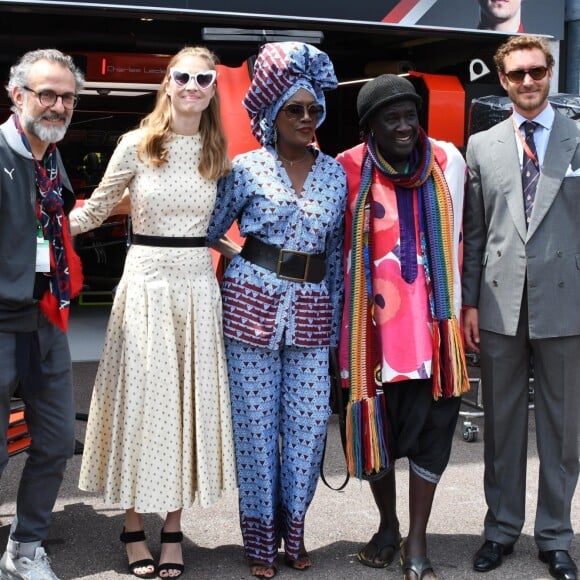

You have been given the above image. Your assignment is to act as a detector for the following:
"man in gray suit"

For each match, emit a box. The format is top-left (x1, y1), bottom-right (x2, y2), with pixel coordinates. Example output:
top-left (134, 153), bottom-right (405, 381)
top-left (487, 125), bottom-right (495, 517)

top-left (462, 35), bottom-right (580, 580)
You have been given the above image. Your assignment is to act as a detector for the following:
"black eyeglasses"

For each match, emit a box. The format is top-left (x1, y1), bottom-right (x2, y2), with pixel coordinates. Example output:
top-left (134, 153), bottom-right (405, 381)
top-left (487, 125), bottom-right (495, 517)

top-left (169, 68), bottom-right (217, 90)
top-left (281, 103), bottom-right (324, 121)
top-left (23, 86), bottom-right (79, 110)
top-left (504, 66), bottom-right (549, 83)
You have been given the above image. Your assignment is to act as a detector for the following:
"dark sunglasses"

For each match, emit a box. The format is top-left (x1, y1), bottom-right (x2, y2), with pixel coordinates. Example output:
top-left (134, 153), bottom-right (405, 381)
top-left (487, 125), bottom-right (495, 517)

top-left (169, 68), bottom-right (217, 90)
top-left (504, 66), bottom-right (548, 83)
top-left (281, 103), bottom-right (324, 121)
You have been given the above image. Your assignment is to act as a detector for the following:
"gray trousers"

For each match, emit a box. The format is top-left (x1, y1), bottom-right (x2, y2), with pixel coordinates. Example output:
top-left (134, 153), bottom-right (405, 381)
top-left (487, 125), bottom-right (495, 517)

top-left (0, 312), bottom-right (75, 544)
top-left (479, 305), bottom-right (580, 551)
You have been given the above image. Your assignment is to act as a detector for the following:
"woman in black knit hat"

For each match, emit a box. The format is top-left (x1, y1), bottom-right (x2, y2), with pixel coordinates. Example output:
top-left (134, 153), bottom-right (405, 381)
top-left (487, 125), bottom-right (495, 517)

top-left (336, 74), bottom-right (469, 579)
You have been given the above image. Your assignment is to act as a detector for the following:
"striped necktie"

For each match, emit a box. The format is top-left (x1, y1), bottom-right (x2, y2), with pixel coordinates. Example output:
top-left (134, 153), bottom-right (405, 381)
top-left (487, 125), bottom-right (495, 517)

top-left (521, 120), bottom-right (539, 227)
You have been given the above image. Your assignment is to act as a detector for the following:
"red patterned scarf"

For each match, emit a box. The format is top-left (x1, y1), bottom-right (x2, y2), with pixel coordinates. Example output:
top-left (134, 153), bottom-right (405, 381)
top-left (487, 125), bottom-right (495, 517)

top-left (13, 114), bottom-right (82, 331)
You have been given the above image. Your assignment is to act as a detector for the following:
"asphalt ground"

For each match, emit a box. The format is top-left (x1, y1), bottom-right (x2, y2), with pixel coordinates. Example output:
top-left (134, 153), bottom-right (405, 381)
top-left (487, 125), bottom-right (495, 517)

top-left (0, 361), bottom-right (578, 579)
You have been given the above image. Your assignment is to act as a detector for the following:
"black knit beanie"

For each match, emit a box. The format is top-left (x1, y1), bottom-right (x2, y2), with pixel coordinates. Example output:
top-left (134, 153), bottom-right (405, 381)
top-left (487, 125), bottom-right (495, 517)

top-left (357, 74), bottom-right (422, 127)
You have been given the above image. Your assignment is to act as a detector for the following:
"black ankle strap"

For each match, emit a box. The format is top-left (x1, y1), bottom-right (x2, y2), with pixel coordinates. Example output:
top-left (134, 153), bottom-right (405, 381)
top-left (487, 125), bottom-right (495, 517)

top-left (120, 529), bottom-right (146, 544)
top-left (160, 530), bottom-right (183, 543)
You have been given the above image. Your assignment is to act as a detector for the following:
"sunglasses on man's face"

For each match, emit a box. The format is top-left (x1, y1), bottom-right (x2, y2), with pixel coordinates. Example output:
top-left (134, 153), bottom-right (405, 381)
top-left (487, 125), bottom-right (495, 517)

top-left (169, 68), bottom-right (217, 90)
top-left (281, 103), bottom-right (325, 121)
top-left (504, 66), bottom-right (548, 83)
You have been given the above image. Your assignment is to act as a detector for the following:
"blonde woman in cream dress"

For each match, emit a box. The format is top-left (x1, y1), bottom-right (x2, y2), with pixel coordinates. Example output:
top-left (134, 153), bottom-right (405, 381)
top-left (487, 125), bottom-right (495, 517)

top-left (71, 46), bottom-right (238, 579)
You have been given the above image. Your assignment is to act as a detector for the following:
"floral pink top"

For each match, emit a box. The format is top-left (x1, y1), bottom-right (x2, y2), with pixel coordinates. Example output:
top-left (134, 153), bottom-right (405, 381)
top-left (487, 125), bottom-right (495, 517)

top-left (337, 139), bottom-right (465, 385)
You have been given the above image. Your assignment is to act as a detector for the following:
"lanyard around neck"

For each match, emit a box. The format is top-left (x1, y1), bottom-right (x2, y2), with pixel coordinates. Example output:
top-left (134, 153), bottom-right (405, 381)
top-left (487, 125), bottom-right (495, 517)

top-left (512, 116), bottom-right (538, 166)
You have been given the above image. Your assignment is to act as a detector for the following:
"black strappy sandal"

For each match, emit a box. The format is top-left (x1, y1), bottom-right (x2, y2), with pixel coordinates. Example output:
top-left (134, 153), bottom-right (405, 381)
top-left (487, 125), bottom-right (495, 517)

top-left (158, 530), bottom-right (184, 579)
top-left (401, 556), bottom-right (437, 579)
top-left (119, 528), bottom-right (157, 579)
top-left (400, 540), bottom-right (438, 579)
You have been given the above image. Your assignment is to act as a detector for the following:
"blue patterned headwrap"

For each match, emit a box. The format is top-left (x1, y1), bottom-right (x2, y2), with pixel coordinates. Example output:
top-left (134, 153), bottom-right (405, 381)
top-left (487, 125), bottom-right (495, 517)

top-left (243, 41), bottom-right (338, 146)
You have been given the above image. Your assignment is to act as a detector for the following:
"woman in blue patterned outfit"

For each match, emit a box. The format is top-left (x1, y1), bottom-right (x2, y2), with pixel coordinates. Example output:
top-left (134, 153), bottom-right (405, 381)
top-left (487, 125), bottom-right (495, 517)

top-left (207, 42), bottom-right (346, 579)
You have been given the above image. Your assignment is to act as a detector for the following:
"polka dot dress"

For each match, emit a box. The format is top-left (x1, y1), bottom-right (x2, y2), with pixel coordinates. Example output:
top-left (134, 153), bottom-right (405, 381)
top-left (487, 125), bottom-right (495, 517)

top-left (76, 130), bottom-right (237, 512)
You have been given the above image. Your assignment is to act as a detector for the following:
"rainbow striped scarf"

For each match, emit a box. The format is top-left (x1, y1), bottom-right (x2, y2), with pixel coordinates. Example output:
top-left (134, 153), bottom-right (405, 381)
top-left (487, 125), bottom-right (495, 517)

top-left (345, 130), bottom-right (469, 479)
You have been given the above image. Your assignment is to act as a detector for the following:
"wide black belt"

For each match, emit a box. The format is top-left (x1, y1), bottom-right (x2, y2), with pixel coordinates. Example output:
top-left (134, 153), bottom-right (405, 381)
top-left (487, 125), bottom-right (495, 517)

top-left (132, 234), bottom-right (207, 247)
top-left (240, 235), bottom-right (325, 283)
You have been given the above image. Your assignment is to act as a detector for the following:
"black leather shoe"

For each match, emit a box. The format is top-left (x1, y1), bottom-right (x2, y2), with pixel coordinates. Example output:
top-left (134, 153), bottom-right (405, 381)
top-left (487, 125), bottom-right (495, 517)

top-left (539, 550), bottom-right (577, 580)
top-left (473, 540), bottom-right (514, 572)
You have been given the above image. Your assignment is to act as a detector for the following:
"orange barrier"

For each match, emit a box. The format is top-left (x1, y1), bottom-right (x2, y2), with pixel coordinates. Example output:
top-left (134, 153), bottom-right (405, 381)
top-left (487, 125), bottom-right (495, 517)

top-left (211, 60), bottom-right (257, 274)
top-left (217, 60), bottom-right (259, 159)
top-left (409, 71), bottom-right (466, 149)
top-left (8, 400), bottom-right (31, 457)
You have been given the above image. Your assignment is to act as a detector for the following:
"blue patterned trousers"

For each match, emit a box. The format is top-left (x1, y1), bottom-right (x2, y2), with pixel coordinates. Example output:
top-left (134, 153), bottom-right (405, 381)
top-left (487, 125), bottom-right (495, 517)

top-left (225, 339), bottom-right (331, 566)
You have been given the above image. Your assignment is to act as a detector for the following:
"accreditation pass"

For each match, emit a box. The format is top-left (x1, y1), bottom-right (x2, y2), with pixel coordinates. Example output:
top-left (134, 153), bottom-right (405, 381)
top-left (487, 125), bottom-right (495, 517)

top-left (36, 222), bottom-right (50, 272)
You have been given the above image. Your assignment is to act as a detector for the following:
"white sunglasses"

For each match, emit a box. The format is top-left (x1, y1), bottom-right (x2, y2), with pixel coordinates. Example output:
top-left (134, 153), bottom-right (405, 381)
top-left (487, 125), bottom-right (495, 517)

top-left (169, 68), bottom-right (217, 90)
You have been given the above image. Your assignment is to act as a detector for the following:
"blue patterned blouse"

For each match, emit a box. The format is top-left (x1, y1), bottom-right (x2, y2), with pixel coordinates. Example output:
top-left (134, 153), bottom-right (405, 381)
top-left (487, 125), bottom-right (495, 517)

top-left (207, 144), bottom-right (347, 349)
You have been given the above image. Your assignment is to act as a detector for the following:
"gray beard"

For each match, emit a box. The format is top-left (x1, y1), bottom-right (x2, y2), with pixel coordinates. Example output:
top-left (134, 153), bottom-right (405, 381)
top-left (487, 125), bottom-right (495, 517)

top-left (21, 109), bottom-right (69, 143)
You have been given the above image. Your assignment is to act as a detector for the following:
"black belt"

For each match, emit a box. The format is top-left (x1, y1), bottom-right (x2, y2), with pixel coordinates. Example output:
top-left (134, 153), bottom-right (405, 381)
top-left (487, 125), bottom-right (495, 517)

top-left (132, 234), bottom-right (207, 247)
top-left (240, 235), bottom-right (325, 283)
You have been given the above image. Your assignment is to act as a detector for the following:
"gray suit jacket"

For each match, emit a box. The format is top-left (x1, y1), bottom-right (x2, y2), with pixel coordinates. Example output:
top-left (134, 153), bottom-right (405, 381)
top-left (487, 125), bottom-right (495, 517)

top-left (462, 110), bottom-right (580, 338)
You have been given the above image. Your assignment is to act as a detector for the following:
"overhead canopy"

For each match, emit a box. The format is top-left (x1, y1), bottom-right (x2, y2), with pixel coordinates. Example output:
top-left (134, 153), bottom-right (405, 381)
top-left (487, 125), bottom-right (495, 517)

top-left (3, 0), bottom-right (565, 38)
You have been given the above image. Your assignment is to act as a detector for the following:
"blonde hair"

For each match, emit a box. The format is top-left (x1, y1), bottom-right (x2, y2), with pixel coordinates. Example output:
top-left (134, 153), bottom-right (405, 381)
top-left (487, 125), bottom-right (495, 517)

top-left (137, 46), bottom-right (230, 179)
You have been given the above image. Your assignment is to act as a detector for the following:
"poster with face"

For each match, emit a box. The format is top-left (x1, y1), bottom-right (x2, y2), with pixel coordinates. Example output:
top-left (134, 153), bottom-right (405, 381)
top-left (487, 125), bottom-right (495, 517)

top-left (393, 0), bottom-right (563, 38)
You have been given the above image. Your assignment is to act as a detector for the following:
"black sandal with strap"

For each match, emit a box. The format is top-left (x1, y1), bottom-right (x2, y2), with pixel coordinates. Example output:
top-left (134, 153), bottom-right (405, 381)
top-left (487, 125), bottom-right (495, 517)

top-left (120, 529), bottom-right (157, 579)
top-left (400, 541), bottom-right (437, 579)
top-left (158, 530), bottom-right (185, 579)
top-left (358, 530), bottom-right (402, 568)
top-left (401, 556), bottom-right (437, 579)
